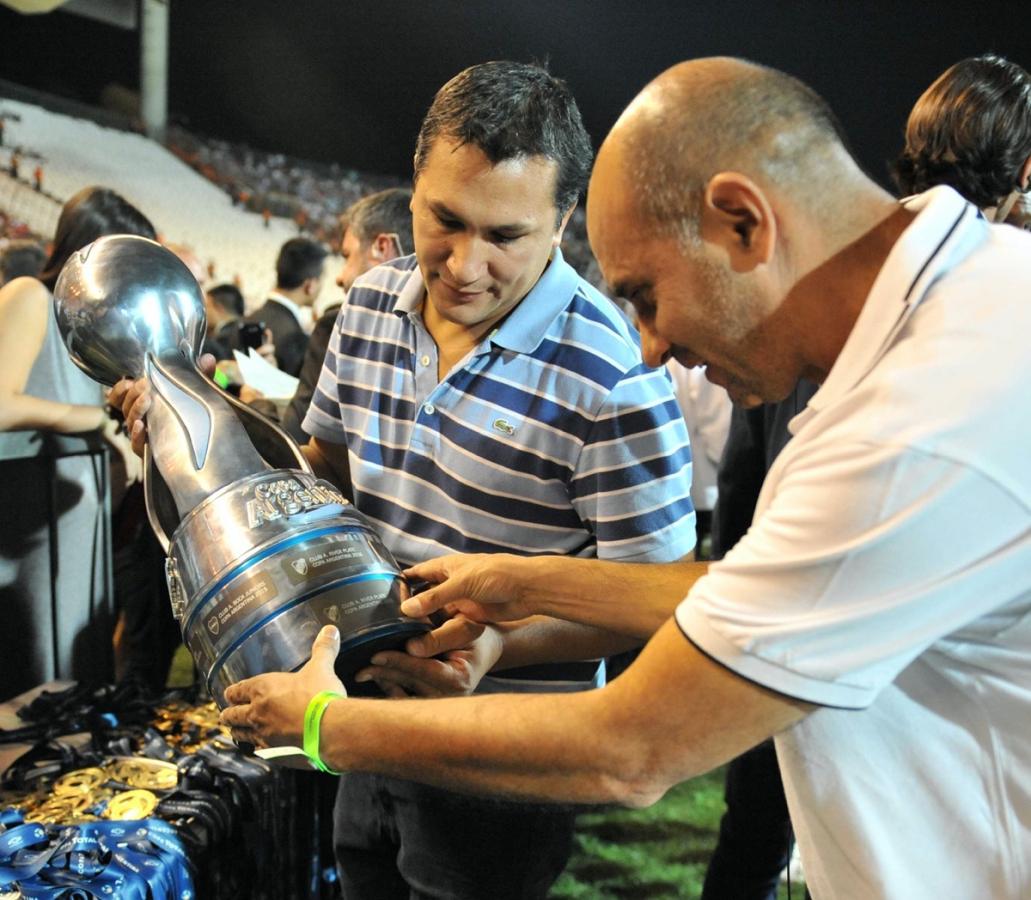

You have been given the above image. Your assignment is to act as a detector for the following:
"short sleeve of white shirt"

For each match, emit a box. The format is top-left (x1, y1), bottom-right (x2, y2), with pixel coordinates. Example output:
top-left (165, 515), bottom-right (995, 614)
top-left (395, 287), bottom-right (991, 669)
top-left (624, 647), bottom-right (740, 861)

top-left (676, 425), bottom-right (1030, 709)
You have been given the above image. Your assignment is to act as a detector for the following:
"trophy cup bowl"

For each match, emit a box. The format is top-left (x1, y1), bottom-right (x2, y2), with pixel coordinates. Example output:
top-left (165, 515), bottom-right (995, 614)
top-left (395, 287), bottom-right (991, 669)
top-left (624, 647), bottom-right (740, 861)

top-left (54, 235), bottom-right (429, 712)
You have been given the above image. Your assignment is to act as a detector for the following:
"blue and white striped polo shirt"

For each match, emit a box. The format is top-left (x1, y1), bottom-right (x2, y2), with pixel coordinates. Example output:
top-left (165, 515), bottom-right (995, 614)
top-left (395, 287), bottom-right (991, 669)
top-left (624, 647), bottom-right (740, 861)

top-left (303, 249), bottom-right (695, 569)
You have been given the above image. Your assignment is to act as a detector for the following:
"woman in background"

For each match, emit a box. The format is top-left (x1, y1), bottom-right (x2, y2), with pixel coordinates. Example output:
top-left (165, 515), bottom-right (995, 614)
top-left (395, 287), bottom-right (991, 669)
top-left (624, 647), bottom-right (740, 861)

top-left (0, 186), bottom-right (156, 701)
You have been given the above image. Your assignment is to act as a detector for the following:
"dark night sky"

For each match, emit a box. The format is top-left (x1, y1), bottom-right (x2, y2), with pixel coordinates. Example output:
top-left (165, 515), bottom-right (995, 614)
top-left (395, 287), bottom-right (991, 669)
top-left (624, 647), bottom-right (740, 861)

top-left (1, 1), bottom-right (1028, 188)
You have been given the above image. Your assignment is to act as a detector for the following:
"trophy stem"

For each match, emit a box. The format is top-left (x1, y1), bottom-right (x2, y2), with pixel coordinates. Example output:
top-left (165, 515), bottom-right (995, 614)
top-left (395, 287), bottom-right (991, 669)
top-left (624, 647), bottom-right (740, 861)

top-left (145, 350), bottom-right (268, 513)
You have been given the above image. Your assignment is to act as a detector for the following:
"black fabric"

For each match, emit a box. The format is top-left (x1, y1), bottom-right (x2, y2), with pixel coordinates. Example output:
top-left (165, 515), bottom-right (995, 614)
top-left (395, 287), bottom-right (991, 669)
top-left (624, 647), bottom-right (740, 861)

top-left (701, 740), bottom-right (794, 900)
top-left (247, 299), bottom-right (309, 377)
top-left (334, 774), bottom-right (576, 900)
top-left (111, 483), bottom-right (181, 693)
top-left (282, 304), bottom-right (340, 443)
top-left (710, 382), bottom-right (819, 558)
top-left (203, 318), bottom-right (245, 362)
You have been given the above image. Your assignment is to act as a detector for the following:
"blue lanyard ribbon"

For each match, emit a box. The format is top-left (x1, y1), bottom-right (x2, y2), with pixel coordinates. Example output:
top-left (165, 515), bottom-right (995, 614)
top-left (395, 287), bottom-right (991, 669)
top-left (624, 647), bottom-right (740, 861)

top-left (0, 818), bottom-right (194, 899)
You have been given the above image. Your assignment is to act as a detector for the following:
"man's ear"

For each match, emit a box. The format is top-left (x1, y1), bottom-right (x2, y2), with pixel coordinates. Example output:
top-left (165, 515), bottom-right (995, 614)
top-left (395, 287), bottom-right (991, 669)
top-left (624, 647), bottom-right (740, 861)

top-left (1020, 154), bottom-right (1031, 191)
top-left (370, 233), bottom-right (397, 261)
top-left (553, 203), bottom-right (577, 247)
top-left (699, 173), bottom-right (776, 272)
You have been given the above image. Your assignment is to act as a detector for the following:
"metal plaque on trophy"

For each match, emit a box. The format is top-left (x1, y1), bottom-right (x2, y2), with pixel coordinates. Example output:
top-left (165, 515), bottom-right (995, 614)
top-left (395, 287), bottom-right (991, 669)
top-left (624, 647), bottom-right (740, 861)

top-left (53, 235), bottom-right (429, 710)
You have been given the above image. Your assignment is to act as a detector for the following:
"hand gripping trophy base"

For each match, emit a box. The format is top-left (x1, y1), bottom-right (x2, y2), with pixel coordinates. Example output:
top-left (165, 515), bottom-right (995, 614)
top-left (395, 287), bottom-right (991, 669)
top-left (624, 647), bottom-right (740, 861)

top-left (53, 235), bottom-right (430, 729)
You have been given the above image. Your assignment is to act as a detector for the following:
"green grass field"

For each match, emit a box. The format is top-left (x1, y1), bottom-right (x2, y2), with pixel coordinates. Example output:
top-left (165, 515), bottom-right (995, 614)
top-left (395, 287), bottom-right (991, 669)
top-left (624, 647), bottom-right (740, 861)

top-left (552, 771), bottom-right (796, 900)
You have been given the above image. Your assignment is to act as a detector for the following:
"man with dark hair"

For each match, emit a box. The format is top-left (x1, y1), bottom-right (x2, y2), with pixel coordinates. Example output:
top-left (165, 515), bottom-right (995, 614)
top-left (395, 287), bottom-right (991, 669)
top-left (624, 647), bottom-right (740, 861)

top-left (117, 60), bottom-right (694, 898)
top-left (202, 283), bottom-right (246, 360)
top-left (281, 188), bottom-right (413, 442)
top-left (300, 60), bottom-right (692, 899)
top-left (893, 53), bottom-right (1031, 220)
top-left (0, 239), bottom-right (46, 285)
top-left (413, 60), bottom-right (592, 223)
top-left (247, 236), bottom-right (328, 376)
top-left (222, 58), bottom-right (1031, 900)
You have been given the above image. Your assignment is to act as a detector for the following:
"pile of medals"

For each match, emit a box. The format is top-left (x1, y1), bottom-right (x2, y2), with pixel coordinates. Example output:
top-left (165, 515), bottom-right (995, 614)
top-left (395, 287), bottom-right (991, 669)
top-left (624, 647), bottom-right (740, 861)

top-left (1, 687), bottom-right (329, 899)
top-left (2, 756), bottom-right (179, 826)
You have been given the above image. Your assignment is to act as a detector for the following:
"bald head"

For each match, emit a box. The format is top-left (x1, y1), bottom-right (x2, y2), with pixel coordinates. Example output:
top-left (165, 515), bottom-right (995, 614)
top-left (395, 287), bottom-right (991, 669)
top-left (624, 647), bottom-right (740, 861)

top-left (586, 59), bottom-right (902, 406)
top-left (597, 57), bottom-right (863, 244)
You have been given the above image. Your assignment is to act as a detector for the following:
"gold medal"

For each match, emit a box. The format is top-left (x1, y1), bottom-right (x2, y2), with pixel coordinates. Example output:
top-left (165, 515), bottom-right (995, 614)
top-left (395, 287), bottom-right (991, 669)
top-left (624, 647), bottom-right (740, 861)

top-left (104, 789), bottom-right (158, 821)
top-left (53, 767), bottom-right (107, 795)
top-left (105, 757), bottom-right (178, 791)
top-left (24, 793), bottom-right (91, 823)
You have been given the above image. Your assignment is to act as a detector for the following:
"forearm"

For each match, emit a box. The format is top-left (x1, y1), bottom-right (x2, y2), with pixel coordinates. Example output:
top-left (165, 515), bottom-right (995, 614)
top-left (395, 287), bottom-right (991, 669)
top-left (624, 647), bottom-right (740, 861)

top-left (317, 619), bottom-right (809, 806)
top-left (0, 395), bottom-right (105, 434)
top-left (511, 556), bottom-right (708, 640)
top-left (319, 683), bottom-right (655, 806)
top-left (494, 616), bottom-right (640, 671)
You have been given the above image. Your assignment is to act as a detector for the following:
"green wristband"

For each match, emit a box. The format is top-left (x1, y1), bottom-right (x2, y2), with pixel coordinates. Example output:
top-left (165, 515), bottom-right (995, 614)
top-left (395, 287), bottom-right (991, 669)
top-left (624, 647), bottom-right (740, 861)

top-left (303, 690), bottom-right (344, 775)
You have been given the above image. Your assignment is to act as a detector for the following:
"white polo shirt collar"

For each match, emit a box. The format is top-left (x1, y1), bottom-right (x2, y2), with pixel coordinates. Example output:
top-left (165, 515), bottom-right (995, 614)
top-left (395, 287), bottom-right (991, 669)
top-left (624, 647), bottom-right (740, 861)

top-left (794, 186), bottom-right (983, 433)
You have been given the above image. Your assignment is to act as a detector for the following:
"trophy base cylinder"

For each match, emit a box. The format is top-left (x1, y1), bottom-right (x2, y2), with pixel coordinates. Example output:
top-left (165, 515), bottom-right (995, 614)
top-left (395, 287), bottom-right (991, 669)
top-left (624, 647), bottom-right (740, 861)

top-left (165, 470), bottom-right (431, 710)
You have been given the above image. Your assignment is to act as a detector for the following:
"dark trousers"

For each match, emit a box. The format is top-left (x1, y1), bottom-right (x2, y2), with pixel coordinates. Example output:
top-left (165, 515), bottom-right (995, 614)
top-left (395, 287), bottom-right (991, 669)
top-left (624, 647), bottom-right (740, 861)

top-left (334, 774), bottom-right (575, 899)
top-left (701, 740), bottom-right (794, 900)
top-left (112, 484), bottom-right (181, 690)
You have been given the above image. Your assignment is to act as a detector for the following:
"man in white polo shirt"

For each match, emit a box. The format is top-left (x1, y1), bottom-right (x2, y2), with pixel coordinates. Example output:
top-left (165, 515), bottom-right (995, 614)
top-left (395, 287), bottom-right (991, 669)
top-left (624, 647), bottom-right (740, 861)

top-left (223, 58), bottom-right (1031, 899)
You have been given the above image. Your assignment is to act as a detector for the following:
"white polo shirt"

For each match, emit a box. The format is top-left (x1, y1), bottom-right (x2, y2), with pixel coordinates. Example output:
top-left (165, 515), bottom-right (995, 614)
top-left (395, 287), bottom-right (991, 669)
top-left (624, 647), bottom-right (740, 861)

top-left (676, 187), bottom-right (1031, 899)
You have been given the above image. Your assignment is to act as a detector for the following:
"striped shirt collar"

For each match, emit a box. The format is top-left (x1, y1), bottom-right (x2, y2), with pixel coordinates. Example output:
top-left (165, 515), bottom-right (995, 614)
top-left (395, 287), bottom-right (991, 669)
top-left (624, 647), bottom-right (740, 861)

top-left (390, 248), bottom-right (581, 355)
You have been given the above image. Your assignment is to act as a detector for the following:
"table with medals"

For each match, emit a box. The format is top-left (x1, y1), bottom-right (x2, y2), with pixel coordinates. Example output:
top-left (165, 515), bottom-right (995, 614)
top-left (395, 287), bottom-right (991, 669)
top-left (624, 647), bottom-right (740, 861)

top-left (0, 682), bottom-right (333, 899)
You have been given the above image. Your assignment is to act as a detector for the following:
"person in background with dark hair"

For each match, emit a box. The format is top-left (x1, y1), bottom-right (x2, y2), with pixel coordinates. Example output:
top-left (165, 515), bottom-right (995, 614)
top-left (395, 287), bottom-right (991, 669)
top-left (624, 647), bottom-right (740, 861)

top-left (0, 186), bottom-right (155, 701)
top-left (0, 239), bottom-right (46, 285)
top-left (202, 282), bottom-right (246, 360)
top-left (280, 188), bottom-right (413, 442)
top-left (893, 53), bottom-right (1031, 219)
top-left (247, 236), bottom-right (328, 377)
top-left (702, 51), bottom-right (1031, 900)
top-left (115, 60), bottom-right (695, 899)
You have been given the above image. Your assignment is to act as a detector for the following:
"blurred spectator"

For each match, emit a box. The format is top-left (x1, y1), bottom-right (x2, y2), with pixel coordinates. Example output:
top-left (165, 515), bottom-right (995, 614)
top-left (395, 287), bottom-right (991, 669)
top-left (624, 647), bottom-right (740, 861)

top-left (0, 186), bottom-right (156, 701)
top-left (33, 164), bottom-right (42, 193)
top-left (202, 282), bottom-right (246, 359)
top-left (281, 188), bottom-right (412, 442)
top-left (246, 237), bottom-right (327, 377)
top-left (0, 239), bottom-right (47, 285)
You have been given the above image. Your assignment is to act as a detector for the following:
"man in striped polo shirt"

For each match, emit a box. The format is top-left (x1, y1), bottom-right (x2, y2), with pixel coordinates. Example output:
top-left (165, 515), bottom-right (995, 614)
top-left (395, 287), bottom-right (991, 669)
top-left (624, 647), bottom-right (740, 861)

top-left (298, 61), bottom-right (696, 898)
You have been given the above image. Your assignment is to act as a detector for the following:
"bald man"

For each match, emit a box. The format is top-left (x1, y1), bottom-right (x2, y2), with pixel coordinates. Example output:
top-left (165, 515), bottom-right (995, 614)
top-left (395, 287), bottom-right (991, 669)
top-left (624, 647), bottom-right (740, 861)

top-left (222, 59), bottom-right (1031, 899)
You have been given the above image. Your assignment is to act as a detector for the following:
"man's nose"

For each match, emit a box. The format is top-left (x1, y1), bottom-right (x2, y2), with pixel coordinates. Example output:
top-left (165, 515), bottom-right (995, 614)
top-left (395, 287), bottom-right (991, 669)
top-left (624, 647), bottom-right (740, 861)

top-left (447, 236), bottom-right (487, 284)
top-left (640, 327), bottom-right (672, 368)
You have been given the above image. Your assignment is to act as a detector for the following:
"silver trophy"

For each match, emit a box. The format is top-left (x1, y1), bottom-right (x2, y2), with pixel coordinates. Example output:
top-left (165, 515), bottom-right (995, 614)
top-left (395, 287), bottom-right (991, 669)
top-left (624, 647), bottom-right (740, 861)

top-left (54, 235), bottom-right (429, 708)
